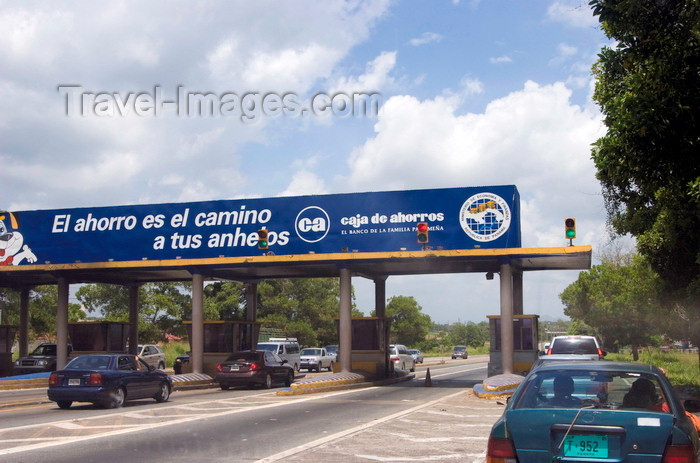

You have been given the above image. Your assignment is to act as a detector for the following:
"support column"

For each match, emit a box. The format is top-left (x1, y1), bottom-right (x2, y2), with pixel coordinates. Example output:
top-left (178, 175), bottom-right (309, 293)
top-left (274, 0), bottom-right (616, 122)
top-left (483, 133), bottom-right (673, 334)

top-left (339, 267), bottom-right (352, 373)
top-left (374, 277), bottom-right (386, 318)
top-left (499, 261), bottom-right (514, 375)
top-left (245, 282), bottom-right (258, 321)
top-left (56, 278), bottom-right (69, 370)
top-left (128, 285), bottom-right (139, 355)
top-left (513, 271), bottom-right (523, 315)
top-left (191, 272), bottom-right (204, 374)
top-left (19, 288), bottom-right (30, 358)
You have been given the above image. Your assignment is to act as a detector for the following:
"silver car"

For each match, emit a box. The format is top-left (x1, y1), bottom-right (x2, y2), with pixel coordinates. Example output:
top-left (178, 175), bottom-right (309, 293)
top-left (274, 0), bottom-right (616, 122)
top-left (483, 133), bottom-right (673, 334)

top-left (135, 344), bottom-right (166, 370)
top-left (408, 349), bottom-right (424, 364)
top-left (389, 344), bottom-right (416, 372)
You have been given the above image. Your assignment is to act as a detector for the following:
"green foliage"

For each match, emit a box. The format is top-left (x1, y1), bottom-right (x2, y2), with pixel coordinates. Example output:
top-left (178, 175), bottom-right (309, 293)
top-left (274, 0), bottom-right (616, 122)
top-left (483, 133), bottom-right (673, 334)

top-left (446, 321), bottom-right (489, 348)
top-left (560, 254), bottom-right (664, 355)
top-left (590, 0), bottom-right (700, 300)
top-left (606, 349), bottom-right (700, 389)
top-left (383, 295), bottom-right (432, 346)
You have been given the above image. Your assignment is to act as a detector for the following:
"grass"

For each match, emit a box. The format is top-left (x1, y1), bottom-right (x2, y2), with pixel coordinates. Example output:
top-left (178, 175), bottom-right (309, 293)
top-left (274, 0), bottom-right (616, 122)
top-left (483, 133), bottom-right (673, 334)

top-left (606, 349), bottom-right (700, 390)
top-left (161, 341), bottom-right (190, 368)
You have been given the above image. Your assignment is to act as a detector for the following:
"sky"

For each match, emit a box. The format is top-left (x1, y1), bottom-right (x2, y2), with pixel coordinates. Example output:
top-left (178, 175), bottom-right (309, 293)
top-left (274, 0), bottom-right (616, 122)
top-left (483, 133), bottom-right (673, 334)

top-left (0, 0), bottom-right (628, 324)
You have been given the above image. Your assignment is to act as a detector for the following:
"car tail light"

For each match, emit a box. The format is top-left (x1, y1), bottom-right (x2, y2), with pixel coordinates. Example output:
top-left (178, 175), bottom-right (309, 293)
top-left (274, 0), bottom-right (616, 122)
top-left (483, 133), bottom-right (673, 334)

top-left (597, 348), bottom-right (605, 357)
top-left (49, 373), bottom-right (59, 386)
top-left (88, 373), bottom-right (102, 386)
top-left (390, 355), bottom-right (400, 362)
top-left (546, 348), bottom-right (552, 355)
top-left (250, 363), bottom-right (260, 370)
top-left (216, 364), bottom-right (223, 371)
top-left (486, 436), bottom-right (518, 463)
top-left (661, 444), bottom-right (696, 463)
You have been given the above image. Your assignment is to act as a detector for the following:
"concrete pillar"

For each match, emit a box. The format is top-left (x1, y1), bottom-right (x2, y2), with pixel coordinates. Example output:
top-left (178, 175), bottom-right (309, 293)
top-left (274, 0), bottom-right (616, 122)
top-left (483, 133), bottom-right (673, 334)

top-left (499, 261), bottom-right (514, 375)
top-left (245, 282), bottom-right (258, 321)
top-left (128, 285), bottom-right (139, 355)
top-left (374, 277), bottom-right (386, 318)
top-left (19, 288), bottom-right (30, 358)
top-left (56, 278), bottom-right (69, 370)
top-left (339, 267), bottom-right (352, 372)
top-left (513, 271), bottom-right (523, 315)
top-left (191, 272), bottom-right (204, 374)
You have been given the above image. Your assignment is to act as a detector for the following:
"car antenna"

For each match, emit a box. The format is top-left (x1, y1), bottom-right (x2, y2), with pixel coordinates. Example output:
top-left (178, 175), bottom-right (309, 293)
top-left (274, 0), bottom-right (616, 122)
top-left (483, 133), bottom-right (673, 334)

top-left (553, 404), bottom-right (595, 462)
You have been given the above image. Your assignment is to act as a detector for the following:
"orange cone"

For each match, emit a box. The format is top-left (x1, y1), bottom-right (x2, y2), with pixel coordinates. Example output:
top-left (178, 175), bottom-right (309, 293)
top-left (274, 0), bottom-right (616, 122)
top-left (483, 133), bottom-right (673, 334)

top-left (424, 368), bottom-right (432, 387)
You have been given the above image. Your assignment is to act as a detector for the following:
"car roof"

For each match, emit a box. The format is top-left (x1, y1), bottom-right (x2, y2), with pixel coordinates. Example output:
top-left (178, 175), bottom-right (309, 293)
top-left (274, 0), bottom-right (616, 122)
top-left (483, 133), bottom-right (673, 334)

top-left (530, 361), bottom-right (660, 374)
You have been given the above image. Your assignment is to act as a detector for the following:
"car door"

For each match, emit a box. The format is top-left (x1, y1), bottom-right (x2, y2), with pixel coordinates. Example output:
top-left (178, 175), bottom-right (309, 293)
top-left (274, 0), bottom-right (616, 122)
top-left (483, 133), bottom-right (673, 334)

top-left (266, 352), bottom-right (286, 383)
top-left (117, 355), bottom-right (145, 398)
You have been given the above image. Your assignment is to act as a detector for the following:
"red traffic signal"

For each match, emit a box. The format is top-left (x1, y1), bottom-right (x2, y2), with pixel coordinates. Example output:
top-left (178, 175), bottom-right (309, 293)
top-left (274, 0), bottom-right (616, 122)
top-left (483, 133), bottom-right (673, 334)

top-left (417, 222), bottom-right (429, 243)
top-left (257, 229), bottom-right (269, 249)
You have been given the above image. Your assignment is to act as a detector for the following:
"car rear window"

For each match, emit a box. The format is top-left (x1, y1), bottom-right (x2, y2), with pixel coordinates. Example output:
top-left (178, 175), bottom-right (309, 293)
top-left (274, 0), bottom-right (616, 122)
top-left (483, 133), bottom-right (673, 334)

top-left (551, 338), bottom-right (597, 354)
top-left (226, 352), bottom-right (260, 362)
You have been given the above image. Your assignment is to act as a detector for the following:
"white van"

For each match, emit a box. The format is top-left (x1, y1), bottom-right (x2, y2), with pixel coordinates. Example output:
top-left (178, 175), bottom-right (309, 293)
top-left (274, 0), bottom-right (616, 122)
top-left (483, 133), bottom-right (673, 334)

top-left (256, 337), bottom-right (301, 372)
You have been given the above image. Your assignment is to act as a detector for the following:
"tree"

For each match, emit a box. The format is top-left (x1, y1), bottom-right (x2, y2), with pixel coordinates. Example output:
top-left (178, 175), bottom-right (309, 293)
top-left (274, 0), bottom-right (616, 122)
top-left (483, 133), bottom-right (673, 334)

top-left (75, 282), bottom-right (193, 342)
top-left (447, 321), bottom-right (488, 349)
top-left (589, 0), bottom-right (700, 304)
top-left (380, 296), bottom-right (432, 346)
top-left (559, 254), bottom-right (663, 359)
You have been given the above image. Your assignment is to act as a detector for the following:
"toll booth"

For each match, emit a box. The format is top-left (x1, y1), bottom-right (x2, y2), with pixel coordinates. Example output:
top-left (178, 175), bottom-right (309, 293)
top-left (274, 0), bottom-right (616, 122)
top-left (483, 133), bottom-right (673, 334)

top-left (333, 317), bottom-right (390, 378)
top-left (183, 321), bottom-right (261, 376)
top-left (67, 321), bottom-right (130, 353)
top-left (487, 314), bottom-right (539, 377)
top-left (0, 325), bottom-right (17, 377)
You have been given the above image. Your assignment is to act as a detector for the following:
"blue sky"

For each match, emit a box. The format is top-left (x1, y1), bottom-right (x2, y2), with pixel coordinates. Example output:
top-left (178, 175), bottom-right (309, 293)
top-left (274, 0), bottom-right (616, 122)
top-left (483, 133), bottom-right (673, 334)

top-left (0, 0), bottom-right (626, 323)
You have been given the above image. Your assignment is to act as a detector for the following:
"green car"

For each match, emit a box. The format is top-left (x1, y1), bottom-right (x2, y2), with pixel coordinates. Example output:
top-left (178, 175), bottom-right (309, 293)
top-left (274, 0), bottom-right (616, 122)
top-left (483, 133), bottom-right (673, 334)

top-left (487, 361), bottom-right (700, 462)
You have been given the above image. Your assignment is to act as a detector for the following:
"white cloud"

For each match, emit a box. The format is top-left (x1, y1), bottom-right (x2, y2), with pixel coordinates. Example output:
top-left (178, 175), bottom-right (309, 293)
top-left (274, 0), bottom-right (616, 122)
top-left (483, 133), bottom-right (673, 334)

top-left (409, 32), bottom-right (444, 47)
top-left (547, 1), bottom-right (599, 28)
top-left (490, 55), bottom-right (513, 64)
top-left (278, 170), bottom-right (328, 197)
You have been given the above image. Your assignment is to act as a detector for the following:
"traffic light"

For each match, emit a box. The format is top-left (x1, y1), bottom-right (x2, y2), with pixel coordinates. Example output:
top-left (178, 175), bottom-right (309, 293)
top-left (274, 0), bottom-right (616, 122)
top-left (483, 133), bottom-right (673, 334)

top-left (564, 218), bottom-right (576, 239)
top-left (417, 222), bottom-right (429, 244)
top-left (257, 229), bottom-right (269, 249)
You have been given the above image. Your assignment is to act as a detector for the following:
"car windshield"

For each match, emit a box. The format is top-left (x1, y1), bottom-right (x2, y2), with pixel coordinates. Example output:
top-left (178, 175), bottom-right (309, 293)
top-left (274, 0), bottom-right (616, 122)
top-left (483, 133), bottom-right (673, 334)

top-left (550, 338), bottom-right (597, 354)
top-left (226, 352), bottom-right (260, 362)
top-left (454, 347), bottom-right (466, 352)
top-left (326, 346), bottom-right (338, 353)
top-left (65, 355), bottom-right (112, 370)
top-left (256, 344), bottom-right (276, 352)
top-left (301, 349), bottom-right (321, 355)
top-left (32, 345), bottom-right (56, 356)
top-left (513, 369), bottom-right (670, 412)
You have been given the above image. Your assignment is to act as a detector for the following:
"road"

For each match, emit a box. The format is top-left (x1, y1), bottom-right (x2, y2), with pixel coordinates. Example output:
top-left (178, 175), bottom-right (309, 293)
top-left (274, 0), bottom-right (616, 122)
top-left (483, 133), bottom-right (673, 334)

top-left (0, 358), bottom-right (504, 462)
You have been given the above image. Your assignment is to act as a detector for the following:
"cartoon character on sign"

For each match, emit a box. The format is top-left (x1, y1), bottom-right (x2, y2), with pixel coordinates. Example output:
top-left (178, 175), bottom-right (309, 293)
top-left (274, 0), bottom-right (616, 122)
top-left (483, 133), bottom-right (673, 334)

top-left (0, 212), bottom-right (37, 265)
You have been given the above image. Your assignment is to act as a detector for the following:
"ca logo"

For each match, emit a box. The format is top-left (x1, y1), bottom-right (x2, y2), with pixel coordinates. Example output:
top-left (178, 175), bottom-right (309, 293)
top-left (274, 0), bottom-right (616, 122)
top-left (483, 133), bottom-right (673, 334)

top-left (295, 206), bottom-right (330, 243)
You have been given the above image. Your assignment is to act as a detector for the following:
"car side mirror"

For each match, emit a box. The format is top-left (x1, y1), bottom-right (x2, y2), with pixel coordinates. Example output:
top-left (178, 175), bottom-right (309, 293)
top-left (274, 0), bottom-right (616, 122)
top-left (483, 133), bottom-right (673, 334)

top-left (281, 359), bottom-right (288, 364)
top-left (148, 364), bottom-right (155, 371)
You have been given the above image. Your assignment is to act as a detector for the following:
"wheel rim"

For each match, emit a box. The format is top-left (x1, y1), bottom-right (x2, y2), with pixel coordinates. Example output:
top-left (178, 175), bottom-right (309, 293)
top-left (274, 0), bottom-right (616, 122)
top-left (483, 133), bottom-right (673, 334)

top-left (159, 383), bottom-right (170, 401)
top-left (265, 374), bottom-right (272, 389)
top-left (113, 387), bottom-right (125, 407)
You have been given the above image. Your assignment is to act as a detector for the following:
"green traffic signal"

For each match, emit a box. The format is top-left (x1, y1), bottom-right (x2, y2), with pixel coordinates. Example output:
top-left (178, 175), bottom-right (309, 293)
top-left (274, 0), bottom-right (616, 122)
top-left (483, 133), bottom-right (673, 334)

top-left (564, 218), bottom-right (576, 239)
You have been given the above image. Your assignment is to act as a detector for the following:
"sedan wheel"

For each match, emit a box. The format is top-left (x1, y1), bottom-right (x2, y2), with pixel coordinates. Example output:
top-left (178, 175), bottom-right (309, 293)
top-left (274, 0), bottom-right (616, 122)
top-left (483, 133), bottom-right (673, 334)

top-left (285, 370), bottom-right (294, 387)
top-left (263, 373), bottom-right (272, 389)
top-left (105, 387), bottom-right (125, 409)
top-left (57, 400), bottom-right (72, 409)
top-left (328, 361), bottom-right (334, 372)
top-left (155, 382), bottom-right (170, 403)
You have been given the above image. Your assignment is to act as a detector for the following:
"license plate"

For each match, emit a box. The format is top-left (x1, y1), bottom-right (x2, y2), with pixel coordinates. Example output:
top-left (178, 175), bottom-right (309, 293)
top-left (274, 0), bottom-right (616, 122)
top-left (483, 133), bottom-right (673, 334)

top-left (68, 378), bottom-right (81, 386)
top-left (563, 434), bottom-right (608, 458)
top-left (229, 365), bottom-right (239, 372)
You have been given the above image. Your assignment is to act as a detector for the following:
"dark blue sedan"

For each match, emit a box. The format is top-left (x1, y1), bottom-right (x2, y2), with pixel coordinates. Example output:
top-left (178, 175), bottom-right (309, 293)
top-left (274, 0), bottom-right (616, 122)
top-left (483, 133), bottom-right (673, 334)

top-left (487, 361), bottom-right (700, 462)
top-left (48, 354), bottom-right (172, 409)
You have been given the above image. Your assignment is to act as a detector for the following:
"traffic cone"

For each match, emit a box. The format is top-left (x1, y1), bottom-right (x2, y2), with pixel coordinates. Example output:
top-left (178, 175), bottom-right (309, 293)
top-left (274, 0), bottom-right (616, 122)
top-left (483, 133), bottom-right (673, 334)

top-left (424, 368), bottom-right (432, 387)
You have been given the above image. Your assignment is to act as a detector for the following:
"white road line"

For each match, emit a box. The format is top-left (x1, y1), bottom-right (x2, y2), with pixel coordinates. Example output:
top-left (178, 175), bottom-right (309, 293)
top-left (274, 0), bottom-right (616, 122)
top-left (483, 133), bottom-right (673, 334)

top-left (254, 390), bottom-right (470, 463)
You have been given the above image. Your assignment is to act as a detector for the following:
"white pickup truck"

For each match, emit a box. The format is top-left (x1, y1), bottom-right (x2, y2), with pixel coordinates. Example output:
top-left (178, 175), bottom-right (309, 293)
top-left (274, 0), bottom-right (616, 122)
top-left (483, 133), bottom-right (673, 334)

top-left (300, 347), bottom-right (334, 372)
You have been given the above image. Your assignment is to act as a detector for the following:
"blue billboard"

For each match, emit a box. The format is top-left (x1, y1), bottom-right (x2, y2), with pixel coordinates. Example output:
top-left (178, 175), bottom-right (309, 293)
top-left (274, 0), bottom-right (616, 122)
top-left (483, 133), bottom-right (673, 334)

top-left (0, 185), bottom-right (521, 266)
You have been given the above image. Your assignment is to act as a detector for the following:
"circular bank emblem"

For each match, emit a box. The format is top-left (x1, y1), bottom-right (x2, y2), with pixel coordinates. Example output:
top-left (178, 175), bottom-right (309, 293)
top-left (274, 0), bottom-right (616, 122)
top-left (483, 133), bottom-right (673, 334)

top-left (295, 206), bottom-right (330, 243)
top-left (459, 193), bottom-right (511, 242)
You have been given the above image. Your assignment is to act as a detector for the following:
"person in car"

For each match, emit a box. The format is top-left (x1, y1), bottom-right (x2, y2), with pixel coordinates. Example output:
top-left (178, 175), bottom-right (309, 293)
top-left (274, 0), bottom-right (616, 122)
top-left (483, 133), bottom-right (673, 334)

top-left (623, 378), bottom-right (670, 412)
top-left (548, 375), bottom-right (581, 407)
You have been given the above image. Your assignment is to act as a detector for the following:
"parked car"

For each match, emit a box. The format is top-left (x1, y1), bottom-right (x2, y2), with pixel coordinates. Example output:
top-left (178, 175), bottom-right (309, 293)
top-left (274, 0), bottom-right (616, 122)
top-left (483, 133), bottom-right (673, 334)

top-left (388, 344), bottom-right (416, 372)
top-left (325, 345), bottom-right (339, 361)
top-left (13, 343), bottom-right (73, 375)
top-left (545, 335), bottom-right (606, 359)
top-left (487, 361), bottom-right (700, 462)
top-left (451, 345), bottom-right (468, 359)
top-left (300, 347), bottom-right (334, 372)
top-left (215, 351), bottom-right (295, 390)
top-left (134, 344), bottom-right (166, 370)
top-left (408, 349), bottom-right (424, 364)
top-left (47, 353), bottom-right (172, 409)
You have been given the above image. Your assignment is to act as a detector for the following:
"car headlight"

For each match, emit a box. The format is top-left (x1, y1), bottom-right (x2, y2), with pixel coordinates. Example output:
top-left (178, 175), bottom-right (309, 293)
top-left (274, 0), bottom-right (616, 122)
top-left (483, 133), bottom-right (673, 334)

top-left (14, 360), bottom-right (20, 366)
top-left (37, 360), bottom-right (48, 366)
